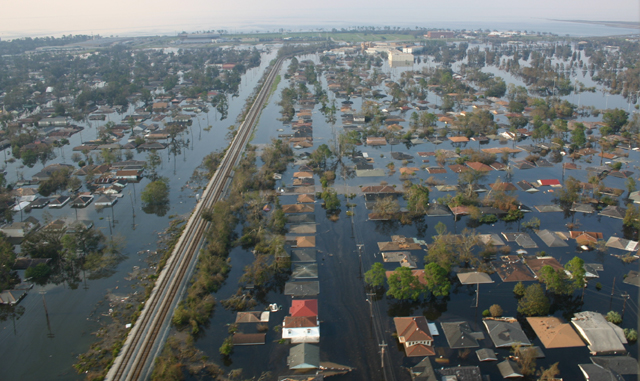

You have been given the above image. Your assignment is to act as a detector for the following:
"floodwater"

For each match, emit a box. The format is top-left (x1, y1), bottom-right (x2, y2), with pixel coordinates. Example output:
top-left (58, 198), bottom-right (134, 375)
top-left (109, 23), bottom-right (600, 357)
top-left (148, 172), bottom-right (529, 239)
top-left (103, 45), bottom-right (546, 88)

top-left (0, 48), bottom-right (279, 380)
top-left (194, 50), bottom-right (639, 381)
top-left (0, 39), bottom-right (638, 381)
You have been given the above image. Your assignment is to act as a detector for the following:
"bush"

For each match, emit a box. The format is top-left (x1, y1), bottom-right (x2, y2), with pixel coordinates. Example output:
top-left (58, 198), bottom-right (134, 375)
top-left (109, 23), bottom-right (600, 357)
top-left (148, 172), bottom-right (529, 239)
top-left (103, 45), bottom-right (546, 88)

top-left (482, 309), bottom-right (491, 317)
top-left (595, 282), bottom-right (602, 291)
top-left (624, 328), bottom-right (637, 342)
top-left (479, 214), bottom-right (498, 224)
top-left (219, 336), bottom-right (234, 356)
top-left (489, 304), bottom-right (503, 317)
top-left (606, 311), bottom-right (622, 325)
top-left (502, 209), bottom-right (524, 222)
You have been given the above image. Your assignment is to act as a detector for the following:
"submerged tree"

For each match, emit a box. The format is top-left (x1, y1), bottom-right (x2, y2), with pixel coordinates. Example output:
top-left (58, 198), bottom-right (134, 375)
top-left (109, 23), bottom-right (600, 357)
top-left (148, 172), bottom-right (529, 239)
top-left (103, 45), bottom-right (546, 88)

top-left (405, 184), bottom-right (430, 214)
top-left (387, 267), bottom-right (422, 300)
top-left (141, 177), bottom-right (170, 217)
top-left (365, 262), bottom-right (386, 288)
top-left (517, 283), bottom-right (550, 316)
top-left (423, 262), bottom-right (450, 297)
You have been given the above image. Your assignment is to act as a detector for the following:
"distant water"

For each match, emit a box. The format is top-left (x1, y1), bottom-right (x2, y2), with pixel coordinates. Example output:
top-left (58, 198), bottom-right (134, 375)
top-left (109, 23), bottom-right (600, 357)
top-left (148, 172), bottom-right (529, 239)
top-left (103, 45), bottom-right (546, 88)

top-left (1, 16), bottom-right (637, 40)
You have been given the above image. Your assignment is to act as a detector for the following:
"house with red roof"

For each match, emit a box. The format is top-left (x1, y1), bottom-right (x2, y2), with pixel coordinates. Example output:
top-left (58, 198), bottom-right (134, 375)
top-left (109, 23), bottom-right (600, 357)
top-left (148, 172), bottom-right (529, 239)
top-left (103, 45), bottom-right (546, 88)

top-left (290, 299), bottom-right (318, 317)
top-left (393, 316), bottom-right (435, 357)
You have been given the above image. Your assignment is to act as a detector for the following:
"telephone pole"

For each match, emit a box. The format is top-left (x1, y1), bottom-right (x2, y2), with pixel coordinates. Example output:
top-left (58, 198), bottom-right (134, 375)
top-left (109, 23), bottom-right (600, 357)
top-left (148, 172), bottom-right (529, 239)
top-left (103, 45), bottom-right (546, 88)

top-left (622, 292), bottom-right (630, 319)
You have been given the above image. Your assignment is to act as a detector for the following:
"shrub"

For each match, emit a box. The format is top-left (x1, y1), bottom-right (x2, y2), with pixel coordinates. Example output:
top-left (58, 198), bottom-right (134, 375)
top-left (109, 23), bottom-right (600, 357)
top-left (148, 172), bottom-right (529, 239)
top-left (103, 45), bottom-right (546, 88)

top-left (482, 309), bottom-right (491, 317)
top-left (624, 328), bottom-right (637, 342)
top-left (219, 336), bottom-right (234, 356)
top-left (606, 311), bottom-right (622, 325)
top-left (479, 214), bottom-right (498, 224)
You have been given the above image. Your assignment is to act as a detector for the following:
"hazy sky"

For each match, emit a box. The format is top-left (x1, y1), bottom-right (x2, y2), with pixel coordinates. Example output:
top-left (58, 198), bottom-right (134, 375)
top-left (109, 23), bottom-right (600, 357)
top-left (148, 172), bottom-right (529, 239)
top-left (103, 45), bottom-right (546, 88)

top-left (1, 0), bottom-right (638, 39)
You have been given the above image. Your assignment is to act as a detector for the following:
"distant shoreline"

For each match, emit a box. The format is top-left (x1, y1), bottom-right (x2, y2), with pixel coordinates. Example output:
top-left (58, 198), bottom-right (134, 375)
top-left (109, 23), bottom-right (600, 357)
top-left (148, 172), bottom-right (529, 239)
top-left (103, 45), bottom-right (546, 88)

top-left (551, 19), bottom-right (640, 30)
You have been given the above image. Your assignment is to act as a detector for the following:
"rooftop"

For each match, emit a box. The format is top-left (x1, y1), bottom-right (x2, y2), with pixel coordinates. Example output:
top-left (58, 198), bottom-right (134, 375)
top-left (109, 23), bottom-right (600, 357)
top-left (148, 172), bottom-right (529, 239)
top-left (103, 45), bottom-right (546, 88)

top-left (526, 316), bottom-right (585, 349)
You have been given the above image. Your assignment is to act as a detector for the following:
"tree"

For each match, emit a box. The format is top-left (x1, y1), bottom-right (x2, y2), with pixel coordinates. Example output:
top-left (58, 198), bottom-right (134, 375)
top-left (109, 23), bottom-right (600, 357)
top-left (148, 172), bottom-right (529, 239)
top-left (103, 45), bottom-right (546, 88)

top-left (25, 263), bottom-right (51, 281)
top-left (423, 262), bottom-right (450, 297)
top-left (373, 196), bottom-right (400, 217)
top-left (425, 230), bottom-right (478, 272)
top-left (489, 304), bottom-right (503, 317)
top-left (538, 362), bottom-right (560, 381)
top-left (145, 150), bottom-right (162, 181)
top-left (513, 281), bottom-right (526, 297)
top-left (539, 265), bottom-right (570, 294)
top-left (21, 149), bottom-right (37, 167)
top-left (387, 267), bottom-right (423, 300)
top-left (570, 123), bottom-right (586, 148)
top-left (21, 229), bottom-right (64, 260)
top-left (485, 78), bottom-right (506, 98)
top-left (100, 148), bottom-right (115, 165)
top-left (511, 343), bottom-right (537, 376)
top-left (141, 177), bottom-right (170, 216)
top-left (564, 256), bottom-right (585, 292)
top-left (321, 189), bottom-right (340, 210)
top-left (309, 144), bottom-right (332, 170)
top-left (365, 262), bottom-right (386, 287)
top-left (556, 176), bottom-right (581, 205)
top-left (517, 283), bottom-right (550, 316)
top-left (405, 184), bottom-right (430, 214)
top-left (0, 233), bottom-right (16, 292)
top-left (623, 204), bottom-right (640, 231)
top-left (626, 178), bottom-right (636, 196)
top-left (458, 169), bottom-right (488, 188)
top-left (602, 108), bottom-right (628, 133)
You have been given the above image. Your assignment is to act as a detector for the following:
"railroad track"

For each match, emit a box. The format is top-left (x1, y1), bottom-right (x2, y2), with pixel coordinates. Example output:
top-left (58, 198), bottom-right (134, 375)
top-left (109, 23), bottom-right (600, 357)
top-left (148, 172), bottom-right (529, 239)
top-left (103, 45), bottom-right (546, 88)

top-left (106, 57), bottom-right (284, 381)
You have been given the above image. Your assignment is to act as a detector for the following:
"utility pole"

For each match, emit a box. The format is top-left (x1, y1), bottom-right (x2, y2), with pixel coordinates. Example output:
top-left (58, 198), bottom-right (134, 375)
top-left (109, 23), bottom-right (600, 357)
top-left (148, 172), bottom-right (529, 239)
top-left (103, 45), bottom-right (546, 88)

top-left (622, 292), bottom-right (630, 319)
top-left (379, 341), bottom-right (387, 368)
top-left (610, 276), bottom-right (616, 310)
top-left (611, 276), bottom-right (616, 296)
top-left (365, 294), bottom-right (374, 318)
top-left (357, 244), bottom-right (364, 277)
top-left (40, 290), bottom-right (54, 339)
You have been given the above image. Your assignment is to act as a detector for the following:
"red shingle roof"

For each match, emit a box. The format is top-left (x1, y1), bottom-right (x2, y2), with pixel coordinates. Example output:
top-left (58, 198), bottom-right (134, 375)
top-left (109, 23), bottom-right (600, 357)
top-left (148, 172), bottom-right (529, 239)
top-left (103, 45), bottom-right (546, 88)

top-left (394, 316), bottom-right (433, 343)
top-left (290, 299), bottom-right (318, 317)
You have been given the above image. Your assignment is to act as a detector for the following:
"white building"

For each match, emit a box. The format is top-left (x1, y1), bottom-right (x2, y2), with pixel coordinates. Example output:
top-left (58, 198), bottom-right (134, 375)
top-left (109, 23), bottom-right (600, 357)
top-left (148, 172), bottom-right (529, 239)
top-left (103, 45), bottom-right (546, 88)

top-left (282, 316), bottom-right (320, 343)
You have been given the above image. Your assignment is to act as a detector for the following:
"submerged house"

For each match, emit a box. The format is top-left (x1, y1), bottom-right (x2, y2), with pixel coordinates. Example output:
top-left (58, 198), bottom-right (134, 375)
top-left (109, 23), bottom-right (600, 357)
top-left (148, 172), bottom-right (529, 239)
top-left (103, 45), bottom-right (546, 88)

top-left (282, 316), bottom-right (320, 343)
top-left (394, 316), bottom-right (435, 357)
top-left (483, 318), bottom-right (531, 348)
top-left (287, 343), bottom-right (320, 370)
top-left (526, 317), bottom-right (585, 349)
top-left (571, 311), bottom-right (627, 355)
top-left (441, 321), bottom-right (483, 349)
top-left (290, 299), bottom-right (318, 317)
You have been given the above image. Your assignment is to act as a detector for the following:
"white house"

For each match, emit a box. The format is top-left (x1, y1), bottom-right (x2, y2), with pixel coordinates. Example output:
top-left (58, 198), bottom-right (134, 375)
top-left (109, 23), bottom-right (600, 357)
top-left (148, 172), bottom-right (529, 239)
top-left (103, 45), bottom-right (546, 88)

top-left (282, 316), bottom-right (320, 343)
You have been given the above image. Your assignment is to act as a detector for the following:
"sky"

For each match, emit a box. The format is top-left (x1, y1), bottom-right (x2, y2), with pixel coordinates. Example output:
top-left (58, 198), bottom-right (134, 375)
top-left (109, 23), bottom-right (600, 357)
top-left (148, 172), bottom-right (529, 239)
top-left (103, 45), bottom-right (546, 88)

top-left (1, 0), bottom-right (638, 39)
